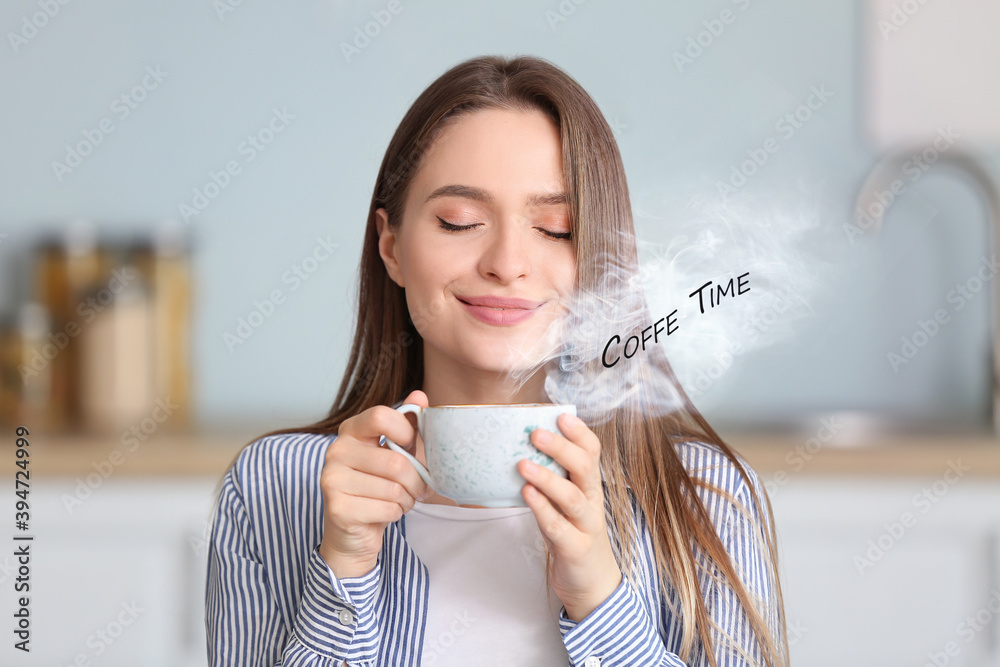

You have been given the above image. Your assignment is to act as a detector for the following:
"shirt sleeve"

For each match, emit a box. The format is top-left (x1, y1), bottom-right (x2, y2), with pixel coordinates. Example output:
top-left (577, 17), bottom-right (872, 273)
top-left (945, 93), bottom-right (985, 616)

top-left (556, 454), bottom-right (783, 667)
top-left (205, 462), bottom-right (384, 667)
top-left (557, 576), bottom-right (687, 666)
top-left (685, 460), bottom-right (784, 667)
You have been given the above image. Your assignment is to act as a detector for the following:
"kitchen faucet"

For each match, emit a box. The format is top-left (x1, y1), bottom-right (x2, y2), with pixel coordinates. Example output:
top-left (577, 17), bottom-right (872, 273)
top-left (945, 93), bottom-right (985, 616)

top-left (853, 146), bottom-right (1000, 434)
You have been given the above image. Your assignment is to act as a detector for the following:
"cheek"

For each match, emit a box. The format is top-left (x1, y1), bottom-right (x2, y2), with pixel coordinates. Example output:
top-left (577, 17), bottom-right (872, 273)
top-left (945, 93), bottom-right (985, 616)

top-left (401, 236), bottom-right (449, 285)
top-left (550, 250), bottom-right (577, 293)
top-left (401, 244), bottom-right (464, 319)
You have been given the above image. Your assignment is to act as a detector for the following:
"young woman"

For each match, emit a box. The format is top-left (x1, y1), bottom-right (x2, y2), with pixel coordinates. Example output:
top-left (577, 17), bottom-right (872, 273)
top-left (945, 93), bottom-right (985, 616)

top-left (206, 55), bottom-right (788, 667)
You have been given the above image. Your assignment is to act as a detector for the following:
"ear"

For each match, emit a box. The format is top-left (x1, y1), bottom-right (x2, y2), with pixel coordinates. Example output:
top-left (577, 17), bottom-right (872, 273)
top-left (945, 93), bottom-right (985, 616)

top-left (376, 208), bottom-right (405, 288)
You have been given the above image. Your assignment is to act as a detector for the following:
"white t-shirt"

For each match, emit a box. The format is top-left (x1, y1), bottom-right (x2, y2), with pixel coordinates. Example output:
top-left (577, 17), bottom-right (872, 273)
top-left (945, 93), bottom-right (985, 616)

top-left (404, 500), bottom-right (570, 665)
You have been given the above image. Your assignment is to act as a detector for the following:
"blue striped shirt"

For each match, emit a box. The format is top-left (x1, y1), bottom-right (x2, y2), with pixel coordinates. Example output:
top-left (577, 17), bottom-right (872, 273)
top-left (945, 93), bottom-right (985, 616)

top-left (205, 431), bottom-right (779, 666)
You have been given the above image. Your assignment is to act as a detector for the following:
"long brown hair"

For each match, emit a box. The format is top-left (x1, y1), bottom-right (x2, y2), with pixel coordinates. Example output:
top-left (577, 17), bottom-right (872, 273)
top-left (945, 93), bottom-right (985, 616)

top-left (222, 54), bottom-right (788, 667)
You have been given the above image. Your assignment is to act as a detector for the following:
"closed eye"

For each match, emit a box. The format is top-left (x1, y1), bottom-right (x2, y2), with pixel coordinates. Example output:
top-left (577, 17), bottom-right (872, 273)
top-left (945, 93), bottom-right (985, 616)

top-left (437, 217), bottom-right (480, 232)
top-left (437, 217), bottom-right (571, 240)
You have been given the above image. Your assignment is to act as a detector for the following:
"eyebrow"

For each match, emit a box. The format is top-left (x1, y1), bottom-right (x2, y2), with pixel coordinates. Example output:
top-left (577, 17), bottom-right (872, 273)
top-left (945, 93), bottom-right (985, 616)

top-left (424, 184), bottom-right (567, 208)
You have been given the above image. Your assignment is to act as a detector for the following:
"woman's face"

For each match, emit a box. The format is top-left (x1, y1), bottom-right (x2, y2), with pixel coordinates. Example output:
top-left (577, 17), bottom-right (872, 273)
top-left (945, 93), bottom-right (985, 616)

top-left (376, 108), bottom-right (576, 376)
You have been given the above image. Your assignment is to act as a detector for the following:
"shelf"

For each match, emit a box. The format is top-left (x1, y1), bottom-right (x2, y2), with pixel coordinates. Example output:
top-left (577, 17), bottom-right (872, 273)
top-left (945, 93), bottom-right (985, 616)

top-left (0, 429), bottom-right (261, 477)
top-left (1, 429), bottom-right (999, 477)
top-left (720, 432), bottom-right (1000, 477)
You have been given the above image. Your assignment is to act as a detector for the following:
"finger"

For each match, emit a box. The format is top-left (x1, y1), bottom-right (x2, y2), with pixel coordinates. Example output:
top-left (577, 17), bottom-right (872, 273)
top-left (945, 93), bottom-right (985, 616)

top-left (341, 405), bottom-right (418, 451)
top-left (555, 412), bottom-right (601, 461)
top-left (402, 389), bottom-right (429, 408)
top-left (522, 481), bottom-right (579, 549)
top-left (530, 428), bottom-right (588, 477)
top-left (332, 464), bottom-right (422, 510)
top-left (519, 458), bottom-right (594, 529)
top-left (336, 437), bottom-right (430, 502)
top-left (530, 426), bottom-right (601, 499)
top-left (322, 463), bottom-right (414, 524)
top-left (329, 491), bottom-right (410, 526)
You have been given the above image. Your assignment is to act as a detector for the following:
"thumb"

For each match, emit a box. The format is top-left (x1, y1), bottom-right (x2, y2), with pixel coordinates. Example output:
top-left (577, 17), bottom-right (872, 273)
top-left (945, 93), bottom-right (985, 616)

top-left (402, 389), bottom-right (429, 409)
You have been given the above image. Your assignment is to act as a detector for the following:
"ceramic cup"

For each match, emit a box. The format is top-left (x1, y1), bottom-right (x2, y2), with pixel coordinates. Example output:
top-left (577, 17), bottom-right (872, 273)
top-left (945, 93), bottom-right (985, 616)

top-left (382, 403), bottom-right (577, 508)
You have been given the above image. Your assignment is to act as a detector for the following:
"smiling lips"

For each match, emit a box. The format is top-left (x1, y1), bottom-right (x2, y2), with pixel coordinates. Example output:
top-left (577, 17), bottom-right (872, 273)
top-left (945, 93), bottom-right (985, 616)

top-left (456, 294), bottom-right (544, 326)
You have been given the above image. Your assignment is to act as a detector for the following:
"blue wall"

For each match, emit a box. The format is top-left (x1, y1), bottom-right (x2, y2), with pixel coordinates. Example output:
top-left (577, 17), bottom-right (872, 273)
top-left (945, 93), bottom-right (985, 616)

top-left (1, 0), bottom-right (995, 428)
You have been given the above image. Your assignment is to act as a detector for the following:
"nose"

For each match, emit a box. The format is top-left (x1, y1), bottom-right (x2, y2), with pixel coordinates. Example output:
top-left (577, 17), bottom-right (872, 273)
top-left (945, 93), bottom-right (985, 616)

top-left (478, 217), bottom-right (531, 283)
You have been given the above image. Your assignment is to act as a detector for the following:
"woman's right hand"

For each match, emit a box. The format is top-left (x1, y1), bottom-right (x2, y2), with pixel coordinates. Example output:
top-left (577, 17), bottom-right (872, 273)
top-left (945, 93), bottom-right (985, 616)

top-left (318, 390), bottom-right (431, 579)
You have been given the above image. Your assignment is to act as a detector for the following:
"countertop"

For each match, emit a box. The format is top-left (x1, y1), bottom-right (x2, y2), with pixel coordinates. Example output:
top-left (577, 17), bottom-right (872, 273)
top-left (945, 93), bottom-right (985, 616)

top-left (2, 426), bottom-right (1000, 477)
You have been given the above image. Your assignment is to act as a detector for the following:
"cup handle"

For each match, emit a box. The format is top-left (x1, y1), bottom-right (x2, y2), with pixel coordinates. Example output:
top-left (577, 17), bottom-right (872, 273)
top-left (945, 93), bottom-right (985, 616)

top-left (382, 404), bottom-right (435, 490)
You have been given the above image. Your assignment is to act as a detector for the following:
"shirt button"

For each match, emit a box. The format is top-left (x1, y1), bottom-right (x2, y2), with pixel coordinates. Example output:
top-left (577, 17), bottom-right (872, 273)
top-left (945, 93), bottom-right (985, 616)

top-left (337, 609), bottom-right (354, 625)
top-left (584, 657), bottom-right (601, 667)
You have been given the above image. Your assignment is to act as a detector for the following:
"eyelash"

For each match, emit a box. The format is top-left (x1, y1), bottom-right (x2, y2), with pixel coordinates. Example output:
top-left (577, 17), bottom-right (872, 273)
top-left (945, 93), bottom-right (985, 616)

top-left (436, 216), bottom-right (572, 240)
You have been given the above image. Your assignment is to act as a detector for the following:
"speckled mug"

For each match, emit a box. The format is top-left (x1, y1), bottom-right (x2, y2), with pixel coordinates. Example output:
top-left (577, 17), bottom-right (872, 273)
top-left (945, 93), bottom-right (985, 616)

top-left (382, 403), bottom-right (576, 508)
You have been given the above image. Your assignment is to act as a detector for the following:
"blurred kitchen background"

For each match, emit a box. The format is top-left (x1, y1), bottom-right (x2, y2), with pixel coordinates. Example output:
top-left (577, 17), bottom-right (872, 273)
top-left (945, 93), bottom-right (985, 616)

top-left (1, 0), bottom-right (1000, 665)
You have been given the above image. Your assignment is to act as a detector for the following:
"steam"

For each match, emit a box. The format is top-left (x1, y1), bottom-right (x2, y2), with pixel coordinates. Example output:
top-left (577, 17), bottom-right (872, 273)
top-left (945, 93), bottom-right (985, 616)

top-left (508, 191), bottom-right (826, 426)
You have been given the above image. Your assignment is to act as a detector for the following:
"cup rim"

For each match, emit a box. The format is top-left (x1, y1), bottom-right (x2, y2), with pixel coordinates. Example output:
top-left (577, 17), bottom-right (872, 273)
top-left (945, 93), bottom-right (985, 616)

top-left (428, 403), bottom-right (574, 409)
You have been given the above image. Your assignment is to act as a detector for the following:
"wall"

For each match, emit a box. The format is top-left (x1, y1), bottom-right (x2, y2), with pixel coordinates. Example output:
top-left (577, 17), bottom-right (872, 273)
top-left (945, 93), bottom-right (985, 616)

top-left (1, 0), bottom-right (997, 428)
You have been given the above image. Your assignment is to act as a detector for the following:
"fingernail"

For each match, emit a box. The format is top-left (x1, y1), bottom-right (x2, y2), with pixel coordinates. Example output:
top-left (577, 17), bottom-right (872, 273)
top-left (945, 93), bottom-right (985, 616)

top-left (535, 430), bottom-right (552, 445)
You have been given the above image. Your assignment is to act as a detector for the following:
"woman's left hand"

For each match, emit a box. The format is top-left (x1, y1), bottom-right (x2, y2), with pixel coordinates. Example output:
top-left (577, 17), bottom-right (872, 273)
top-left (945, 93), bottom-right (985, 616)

top-left (518, 412), bottom-right (623, 622)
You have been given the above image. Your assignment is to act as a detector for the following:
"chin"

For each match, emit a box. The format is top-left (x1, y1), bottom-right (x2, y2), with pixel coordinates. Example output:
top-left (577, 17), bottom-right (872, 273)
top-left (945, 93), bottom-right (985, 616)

top-left (466, 339), bottom-right (551, 375)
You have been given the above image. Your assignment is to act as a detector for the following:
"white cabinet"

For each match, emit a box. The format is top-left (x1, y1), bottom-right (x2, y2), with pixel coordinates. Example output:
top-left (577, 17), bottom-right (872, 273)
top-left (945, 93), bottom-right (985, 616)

top-left (771, 477), bottom-right (1000, 667)
top-left (1, 473), bottom-right (998, 666)
top-left (0, 477), bottom-right (220, 667)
